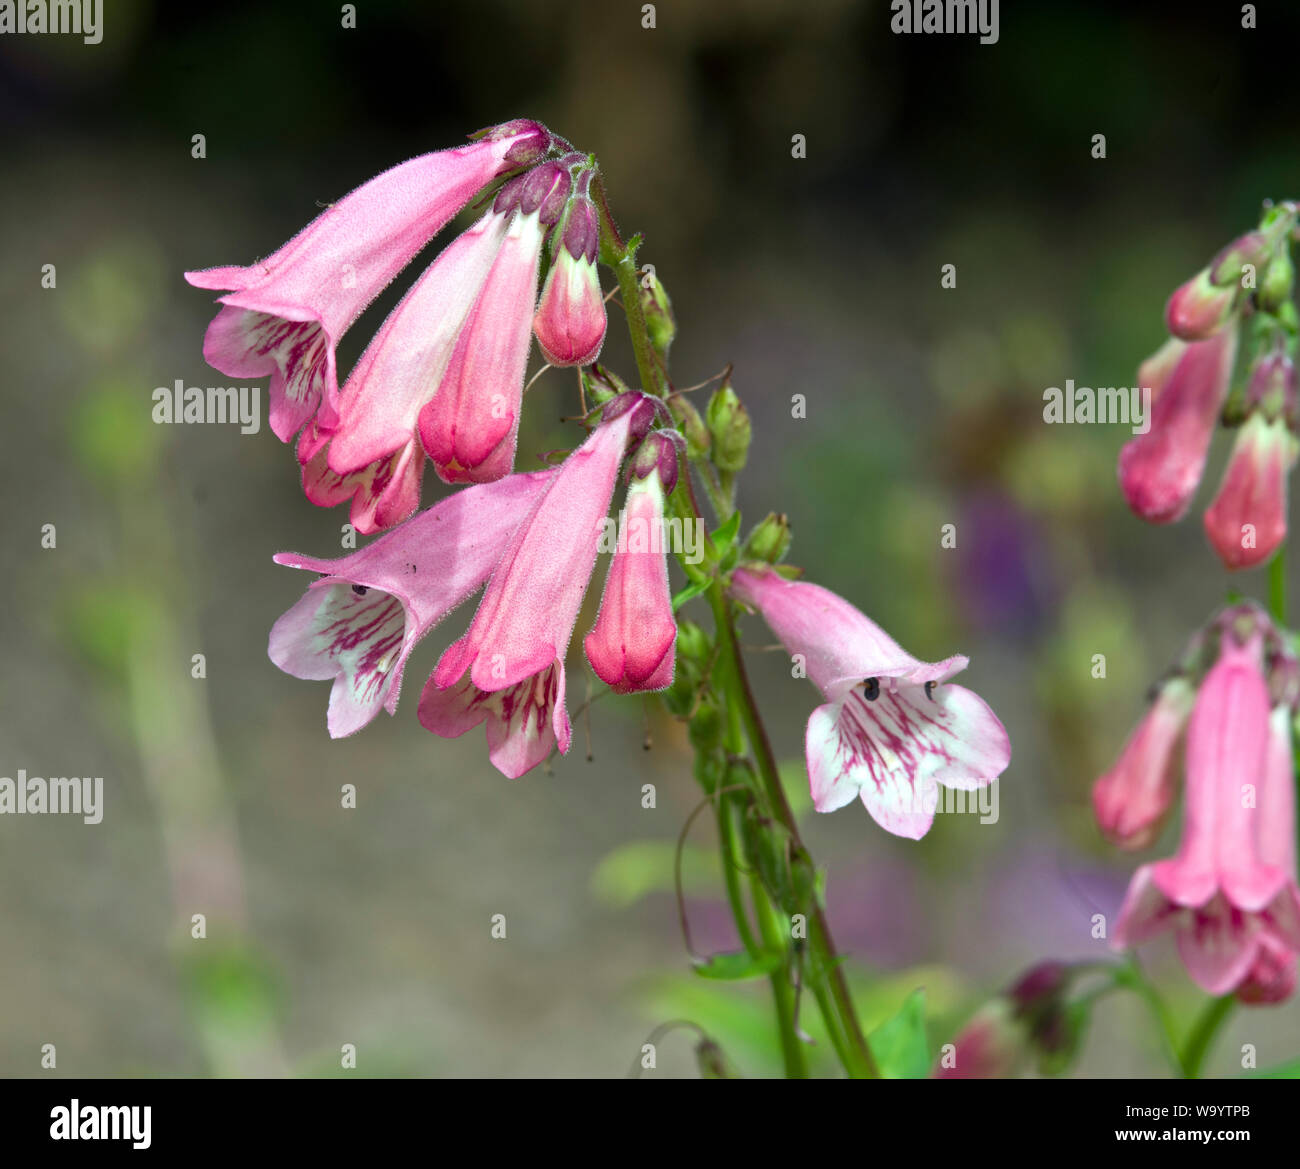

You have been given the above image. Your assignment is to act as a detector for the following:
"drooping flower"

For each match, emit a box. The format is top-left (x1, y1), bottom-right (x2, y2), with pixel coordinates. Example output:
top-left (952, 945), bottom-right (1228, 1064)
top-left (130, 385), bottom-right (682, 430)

top-left (185, 120), bottom-right (551, 443)
top-left (1113, 632), bottom-right (1300, 994)
top-left (268, 469), bottom-right (556, 737)
top-left (419, 393), bottom-right (657, 776)
top-left (532, 178), bottom-right (606, 367)
top-left (729, 566), bottom-right (1011, 840)
top-left (1118, 325), bottom-right (1238, 523)
top-left (1236, 705), bottom-right (1299, 1005)
top-left (1202, 352), bottom-right (1299, 571)
top-left (1092, 676), bottom-right (1195, 850)
top-left (584, 432), bottom-right (681, 693)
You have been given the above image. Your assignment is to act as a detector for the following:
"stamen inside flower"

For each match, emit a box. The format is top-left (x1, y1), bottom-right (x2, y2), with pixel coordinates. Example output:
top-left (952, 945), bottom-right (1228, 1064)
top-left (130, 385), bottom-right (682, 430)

top-left (863, 677), bottom-right (880, 701)
top-left (925, 681), bottom-right (937, 701)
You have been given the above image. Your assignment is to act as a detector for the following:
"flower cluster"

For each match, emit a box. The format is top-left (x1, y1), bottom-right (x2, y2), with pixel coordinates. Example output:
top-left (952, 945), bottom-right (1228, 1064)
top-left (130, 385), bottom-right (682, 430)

top-left (1096, 604), bottom-right (1300, 1002)
top-left (1119, 203), bottom-right (1299, 570)
top-left (185, 119), bottom-right (607, 534)
top-left (187, 122), bottom-right (689, 778)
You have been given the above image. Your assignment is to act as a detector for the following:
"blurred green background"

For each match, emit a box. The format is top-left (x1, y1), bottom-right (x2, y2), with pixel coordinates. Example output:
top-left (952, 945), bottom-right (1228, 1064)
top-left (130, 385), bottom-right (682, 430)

top-left (3, 0), bottom-right (1300, 1077)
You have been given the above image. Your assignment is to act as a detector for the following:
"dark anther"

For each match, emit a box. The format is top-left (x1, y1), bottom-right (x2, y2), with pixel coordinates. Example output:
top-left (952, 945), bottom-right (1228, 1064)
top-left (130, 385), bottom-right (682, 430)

top-left (863, 677), bottom-right (880, 701)
top-left (351, 584), bottom-right (369, 596)
top-left (925, 681), bottom-right (936, 701)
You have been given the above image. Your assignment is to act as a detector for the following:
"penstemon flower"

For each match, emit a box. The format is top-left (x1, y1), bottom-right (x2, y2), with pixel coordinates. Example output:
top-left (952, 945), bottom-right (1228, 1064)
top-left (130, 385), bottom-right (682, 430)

top-left (1112, 624), bottom-right (1300, 995)
top-left (729, 566), bottom-right (1011, 840)
top-left (268, 469), bottom-right (556, 737)
top-left (419, 392), bottom-right (661, 776)
top-left (1118, 202), bottom-right (1300, 570)
top-left (185, 120), bottom-right (552, 444)
top-left (584, 431), bottom-right (681, 694)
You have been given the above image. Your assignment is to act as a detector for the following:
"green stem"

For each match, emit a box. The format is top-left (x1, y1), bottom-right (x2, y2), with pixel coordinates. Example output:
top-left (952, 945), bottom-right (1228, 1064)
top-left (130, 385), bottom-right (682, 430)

top-left (716, 793), bottom-right (762, 958)
top-left (593, 176), bottom-right (663, 398)
top-left (1115, 958), bottom-right (1186, 1076)
top-left (707, 582), bottom-right (879, 1078)
top-left (1180, 995), bottom-right (1235, 1080)
top-left (1268, 547), bottom-right (1287, 624)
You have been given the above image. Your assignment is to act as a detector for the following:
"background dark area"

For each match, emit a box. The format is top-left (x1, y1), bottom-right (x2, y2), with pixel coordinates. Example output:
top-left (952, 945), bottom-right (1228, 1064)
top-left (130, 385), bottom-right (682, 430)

top-left (2, 0), bottom-right (1298, 1076)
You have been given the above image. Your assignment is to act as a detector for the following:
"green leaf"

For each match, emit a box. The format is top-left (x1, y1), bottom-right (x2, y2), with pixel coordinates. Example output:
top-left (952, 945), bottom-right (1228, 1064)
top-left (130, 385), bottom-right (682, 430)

top-left (693, 950), bottom-right (782, 981)
top-left (1248, 1057), bottom-right (1300, 1078)
top-left (711, 510), bottom-right (742, 558)
top-left (867, 988), bottom-right (931, 1079)
top-left (672, 578), bottom-right (711, 613)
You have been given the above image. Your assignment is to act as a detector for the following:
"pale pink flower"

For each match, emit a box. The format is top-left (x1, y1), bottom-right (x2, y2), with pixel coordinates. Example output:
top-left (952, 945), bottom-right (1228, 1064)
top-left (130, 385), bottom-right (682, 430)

top-left (268, 469), bottom-right (555, 737)
top-left (185, 121), bottom-right (550, 442)
top-left (730, 566), bottom-right (1010, 840)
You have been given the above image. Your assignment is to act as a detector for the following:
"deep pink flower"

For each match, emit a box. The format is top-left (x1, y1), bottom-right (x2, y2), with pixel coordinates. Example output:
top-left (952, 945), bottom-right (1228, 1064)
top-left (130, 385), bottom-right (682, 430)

top-left (532, 191), bottom-right (606, 367)
top-left (1203, 413), bottom-right (1296, 571)
top-left (1118, 325), bottom-right (1238, 523)
top-left (729, 566), bottom-right (1011, 840)
top-left (1114, 634), bottom-right (1300, 994)
top-left (268, 469), bottom-right (555, 737)
top-left (185, 121), bottom-right (550, 443)
top-left (1165, 268), bottom-right (1236, 341)
top-left (1092, 677), bottom-right (1195, 850)
top-left (296, 416), bottom-right (425, 536)
top-left (419, 395), bottom-right (655, 776)
top-left (584, 433), bottom-right (679, 693)
top-left (934, 1002), bottom-right (1023, 1079)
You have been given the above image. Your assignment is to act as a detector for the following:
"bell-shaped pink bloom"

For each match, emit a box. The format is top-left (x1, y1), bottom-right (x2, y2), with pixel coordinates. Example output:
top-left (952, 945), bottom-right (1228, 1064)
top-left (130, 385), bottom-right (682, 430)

top-left (416, 206), bottom-right (547, 483)
top-left (1092, 677), bottom-right (1195, 850)
top-left (584, 435), bottom-right (679, 693)
top-left (296, 417), bottom-right (425, 536)
top-left (268, 469), bottom-right (555, 737)
top-left (532, 194), bottom-right (605, 367)
top-left (1118, 325), bottom-right (1238, 523)
top-left (185, 121), bottom-right (550, 443)
top-left (420, 397), bottom-right (653, 776)
top-left (729, 566), bottom-right (1011, 840)
top-left (1114, 635), bottom-right (1300, 994)
top-left (1203, 413), bottom-right (1297, 571)
top-left (1237, 705), bottom-right (1300, 1005)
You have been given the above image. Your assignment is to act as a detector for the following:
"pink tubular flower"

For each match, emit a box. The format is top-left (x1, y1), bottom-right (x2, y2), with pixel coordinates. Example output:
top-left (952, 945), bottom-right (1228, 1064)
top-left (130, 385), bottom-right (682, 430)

top-left (185, 120), bottom-right (551, 442)
top-left (1203, 413), bottom-right (1296, 571)
top-left (268, 469), bottom-right (555, 737)
top-left (419, 394), bottom-right (656, 777)
top-left (532, 186), bottom-right (606, 366)
top-left (729, 566), bottom-right (1011, 840)
top-left (584, 433), bottom-right (680, 693)
top-left (1237, 705), bottom-right (1299, 1005)
top-left (1165, 268), bottom-right (1236, 341)
top-left (1113, 634), bottom-right (1300, 994)
top-left (296, 416), bottom-right (425, 536)
top-left (1118, 325), bottom-right (1238, 523)
top-left (1092, 677), bottom-right (1195, 850)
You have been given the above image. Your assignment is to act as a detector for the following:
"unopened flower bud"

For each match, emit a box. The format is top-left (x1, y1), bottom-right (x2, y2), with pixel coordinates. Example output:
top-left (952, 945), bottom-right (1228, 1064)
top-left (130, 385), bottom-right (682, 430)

top-left (584, 363), bottom-right (630, 406)
top-left (628, 430), bottom-right (683, 494)
top-left (706, 381), bottom-right (751, 473)
top-left (602, 390), bottom-right (659, 439)
top-left (640, 269), bottom-right (676, 360)
top-left (741, 512), bottom-right (792, 565)
top-left (1259, 248), bottom-right (1295, 314)
top-left (671, 395), bottom-right (711, 460)
top-left (695, 1037), bottom-right (733, 1078)
top-left (1210, 231), bottom-right (1274, 286)
top-left (1245, 351), bottom-right (1297, 423)
top-left (472, 118), bottom-right (554, 168)
top-left (534, 193), bottom-right (605, 366)
top-left (1166, 268), bottom-right (1237, 340)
